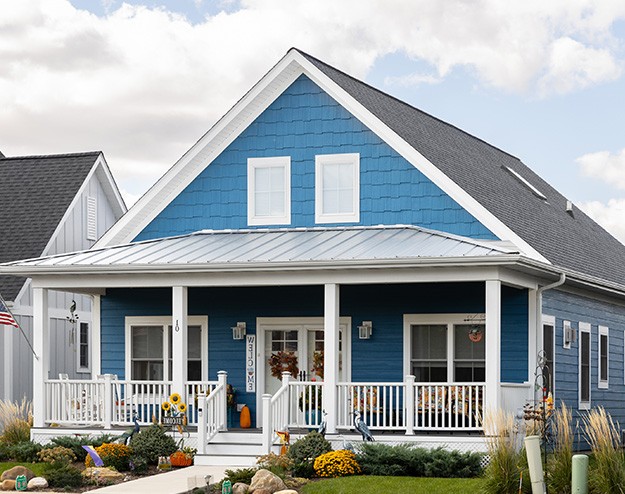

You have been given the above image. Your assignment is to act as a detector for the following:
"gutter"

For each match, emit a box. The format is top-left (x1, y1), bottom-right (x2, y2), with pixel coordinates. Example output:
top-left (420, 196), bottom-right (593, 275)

top-left (536, 273), bottom-right (566, 332)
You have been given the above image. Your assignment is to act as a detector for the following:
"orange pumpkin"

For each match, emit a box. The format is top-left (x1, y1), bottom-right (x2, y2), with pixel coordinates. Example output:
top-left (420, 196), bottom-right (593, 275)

top-left (240, 405), bottom-right (251, 428)
top-left (170, 451), bottom-right (193, 467)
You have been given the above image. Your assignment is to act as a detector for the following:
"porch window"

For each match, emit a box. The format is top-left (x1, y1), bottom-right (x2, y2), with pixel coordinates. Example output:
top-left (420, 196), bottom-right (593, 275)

top-left (405, 314), bottom-right (485, 383)
top-left (598, 325), bottom-right (608, 389)
top-left (77, 321), bottom-right (90, 372)
top-left (247, 156), bottom-right (291, 226)
top-left (542, 316), bottom-right (555, 395)
top-left (579, 322), bottom-right (591, 409)
top-left (315, 153), bottom-right (360, 224)
top-left (126, 316), bottom-right (208, 381)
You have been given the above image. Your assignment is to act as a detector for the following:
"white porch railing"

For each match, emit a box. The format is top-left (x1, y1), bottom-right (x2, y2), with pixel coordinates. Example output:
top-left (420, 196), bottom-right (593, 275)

top-left (262, 372), bottom-right (292, 454)
top-left (337, 381), bottom-right (405, 430)
top-left (43, 376), bottom-right (218, 428)
top-left (197, 371), bottom-right (228, 454)
top-left (413, 382), bottom-right (484, 431)
top-left (288, 380), bottom-right (323, 428)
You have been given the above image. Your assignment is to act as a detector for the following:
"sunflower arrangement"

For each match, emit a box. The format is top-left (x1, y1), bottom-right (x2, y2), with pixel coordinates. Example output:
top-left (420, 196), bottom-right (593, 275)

top-left (162, 393), bottom-right (188, 423)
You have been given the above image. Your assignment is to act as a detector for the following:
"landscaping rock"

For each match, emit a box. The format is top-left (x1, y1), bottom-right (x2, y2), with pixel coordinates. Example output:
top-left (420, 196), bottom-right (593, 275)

top-left (0, 479), bottom-right (15, 491)
top-left (0, 465), bottom-right (35, 482)
top-left (249, 469), bottom-right (286, 493)
top-left (81, 467), bottom-right (124, 481)
top-left (27, 477), bottom-right (49, 489)
top-left (233, 482), bottom-right (250, 494)
top-left (275, 490), bottom-right (299, 494)
top-left (232, 482), bottom-right (249, 494)
top-left (251, 490), bottom-right (272, 494)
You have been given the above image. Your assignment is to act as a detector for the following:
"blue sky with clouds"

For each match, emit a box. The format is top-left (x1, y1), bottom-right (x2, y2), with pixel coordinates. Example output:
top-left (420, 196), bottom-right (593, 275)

top-left (1, 1), bottom-right (624, 241)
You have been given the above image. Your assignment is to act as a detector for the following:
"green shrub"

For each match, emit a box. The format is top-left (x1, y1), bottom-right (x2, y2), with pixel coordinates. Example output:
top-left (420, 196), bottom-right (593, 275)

top-left (0, 441), bottom-right (10, 461)
top-left (287, 431), bottom-right (332, 478)
top-left (8, 440), bottom-right (42, 462)
top-left (44, 464), bottom-right (83, 489)
top-left (221, 467), bottom-right (257, 486)
top-left (129, 455), bottom-right (149, 474)
top-left (37, 445), bottom-right (76, 466)
top-left (356, 443), bottom-right (482, 478)
top-left (257, 452), bottom-right (293, 477)
top-left (128, 424), bottom-right (177, 465)
top-left (50, 433), bottom-right (117, 462)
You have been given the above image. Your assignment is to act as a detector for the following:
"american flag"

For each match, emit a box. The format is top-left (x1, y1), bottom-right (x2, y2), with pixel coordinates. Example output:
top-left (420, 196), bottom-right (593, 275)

top-left (0, 297), bottom-right (19, 327)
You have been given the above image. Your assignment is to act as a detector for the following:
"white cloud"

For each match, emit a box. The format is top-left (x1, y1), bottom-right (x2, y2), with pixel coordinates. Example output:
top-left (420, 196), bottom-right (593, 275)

top-left (384, 73), bottom-right (442, 88)
top-left (578, 199), bottom-right (625, 245)
top-left (1, 0), bottom-right (625, 198)
top-left (576, 149), bottom-right (625, 190)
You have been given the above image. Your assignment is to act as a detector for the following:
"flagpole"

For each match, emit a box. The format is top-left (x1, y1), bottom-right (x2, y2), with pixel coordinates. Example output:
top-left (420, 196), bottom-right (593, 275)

top-left (0, 292), bottom-right (39, 360)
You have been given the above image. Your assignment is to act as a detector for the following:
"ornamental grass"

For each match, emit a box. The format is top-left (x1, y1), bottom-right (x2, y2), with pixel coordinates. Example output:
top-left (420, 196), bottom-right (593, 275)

top-left (547, 402), bottom-right (574, 494)
top-left (313, 449), bottom-right (361, 478)
top-left (0, 398), bottom-right (32, 445)
top-left (582, 406), bottom-right (625, 494)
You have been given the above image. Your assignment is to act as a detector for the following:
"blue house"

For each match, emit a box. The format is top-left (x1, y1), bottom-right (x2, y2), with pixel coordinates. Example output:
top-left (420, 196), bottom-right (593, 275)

top-left (3, 49), bottom-right (625, 464)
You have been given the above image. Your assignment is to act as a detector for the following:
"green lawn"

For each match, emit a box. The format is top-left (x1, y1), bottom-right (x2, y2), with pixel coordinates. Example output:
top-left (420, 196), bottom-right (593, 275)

top-left (0, 461), bottom-right (48, 477)
top-left (301, 476), bottom-right (485, 494)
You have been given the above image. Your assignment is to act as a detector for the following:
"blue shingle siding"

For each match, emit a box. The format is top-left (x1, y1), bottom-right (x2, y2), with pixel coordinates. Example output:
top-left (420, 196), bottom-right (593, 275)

top-left (500, 286), bottom-right (529, 383)
top-left (135, 75), bottom-right (496, 241)
top-left (543, 289), bottom-right (625, 424)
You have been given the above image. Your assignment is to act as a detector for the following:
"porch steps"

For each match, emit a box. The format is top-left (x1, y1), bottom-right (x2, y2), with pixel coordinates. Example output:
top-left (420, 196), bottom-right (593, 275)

top-left (194, 431), bottom-right (267, 467)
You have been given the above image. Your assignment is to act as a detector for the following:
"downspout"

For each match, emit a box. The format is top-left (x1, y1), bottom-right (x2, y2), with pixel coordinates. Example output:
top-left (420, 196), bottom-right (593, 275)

top-left (536, 272), bottom-right (566, 340)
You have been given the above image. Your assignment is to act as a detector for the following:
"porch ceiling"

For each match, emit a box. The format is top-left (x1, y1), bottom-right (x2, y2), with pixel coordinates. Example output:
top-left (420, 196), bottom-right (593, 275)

top-left (2, 225), bottom-right (517, 272)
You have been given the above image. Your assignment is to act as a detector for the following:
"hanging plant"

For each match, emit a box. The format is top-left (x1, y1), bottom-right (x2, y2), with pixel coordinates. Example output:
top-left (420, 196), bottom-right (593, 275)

top-left (268, 351), bottom-right (299, 380)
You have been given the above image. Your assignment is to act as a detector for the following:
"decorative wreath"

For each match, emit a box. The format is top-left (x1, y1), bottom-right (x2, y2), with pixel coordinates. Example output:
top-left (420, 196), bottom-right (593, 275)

top-left (311, 351), bottom-right (324, 379)
top-left (268, 351), bottom-right (299, 380)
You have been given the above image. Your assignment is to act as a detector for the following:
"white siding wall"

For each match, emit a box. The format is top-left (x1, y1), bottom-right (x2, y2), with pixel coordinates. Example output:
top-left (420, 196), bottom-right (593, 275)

top-left (3, 168), bottom-right (122, 402)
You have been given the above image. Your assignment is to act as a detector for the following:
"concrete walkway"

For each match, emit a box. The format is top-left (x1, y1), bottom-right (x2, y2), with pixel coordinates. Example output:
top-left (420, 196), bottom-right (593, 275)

top-left (87, 465), bottom-right (239, 493)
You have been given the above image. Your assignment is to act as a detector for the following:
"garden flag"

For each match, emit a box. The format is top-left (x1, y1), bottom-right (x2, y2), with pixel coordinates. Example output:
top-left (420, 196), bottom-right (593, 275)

top-left (82, 445), bottom-right (105, 467)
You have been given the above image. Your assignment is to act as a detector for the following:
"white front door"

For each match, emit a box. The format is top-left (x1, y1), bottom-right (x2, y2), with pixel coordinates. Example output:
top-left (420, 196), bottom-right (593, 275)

top-left (257, 317), bottom-right (351, 418)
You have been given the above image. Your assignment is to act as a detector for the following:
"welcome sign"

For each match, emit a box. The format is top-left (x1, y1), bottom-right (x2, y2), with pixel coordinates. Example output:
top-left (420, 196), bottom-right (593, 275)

top-left (246, 334), bottom-right (255, 393)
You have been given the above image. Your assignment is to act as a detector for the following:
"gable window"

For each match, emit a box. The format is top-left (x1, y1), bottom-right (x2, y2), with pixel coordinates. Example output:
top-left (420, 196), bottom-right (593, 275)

top-left (247, 156), bottom-right (291, 225)
top-left (542, 316), bottom-right (555, 395)
top-left (315, 153), bottom-right (360, 224)
top-left (405, 314), bottom-right (485, 383)
top-left (86, 196), bottom-right (97, 241)
top-left (579, 322), bottom-right (591, 409)
top-left (599, 325), bottom-right (609, 389)
top-left (77, 321), bottom-right (90, 373)
top-left (125, 316), bottom-right (208, 381)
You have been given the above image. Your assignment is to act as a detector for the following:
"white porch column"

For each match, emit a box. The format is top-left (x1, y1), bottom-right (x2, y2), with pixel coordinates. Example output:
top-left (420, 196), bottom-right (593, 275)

top-left (33, 288), bottom-right (49, 428)
top-left (528, 289), bottom-right (538, 384)
top-left (91, 295), bottom-right (101, 377)
top-left (323, 283), bottom-right (340, 434)
top-left (172, 286), bottom-right (188, 401)
top-left (485, 280), bottom-right (501, 412)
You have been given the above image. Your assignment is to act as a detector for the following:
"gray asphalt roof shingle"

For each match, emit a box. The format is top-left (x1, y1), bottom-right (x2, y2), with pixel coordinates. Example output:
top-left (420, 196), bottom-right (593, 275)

top-left (298, 49), bottom-right (625, 287)
top-left (0, 152), bottom-right (100, 300)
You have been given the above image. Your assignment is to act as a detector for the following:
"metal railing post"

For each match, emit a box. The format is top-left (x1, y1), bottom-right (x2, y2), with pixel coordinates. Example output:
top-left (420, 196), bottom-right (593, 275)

top-left (261, 394), bottom-right (272, 454)
top-left (404, 375), bottom-right (415, 435)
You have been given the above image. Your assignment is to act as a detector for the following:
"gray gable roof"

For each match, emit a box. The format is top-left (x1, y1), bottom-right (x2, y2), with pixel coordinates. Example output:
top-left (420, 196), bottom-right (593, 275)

top-left (0, 151), bottom-right (100, 300)
top-left (298, 49), bottom-right (625, 288)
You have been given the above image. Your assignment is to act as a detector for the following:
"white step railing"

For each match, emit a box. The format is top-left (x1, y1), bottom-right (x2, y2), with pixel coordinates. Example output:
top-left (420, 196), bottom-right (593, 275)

top-left (44, 376), bottom-right (218, 428)
top-left (262, 372), bottom-right (291, 454)
top-left (197, 371), bottom-right (228, 454)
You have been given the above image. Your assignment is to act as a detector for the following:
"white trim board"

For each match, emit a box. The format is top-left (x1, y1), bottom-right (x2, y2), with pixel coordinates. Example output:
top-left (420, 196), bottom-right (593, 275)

top-left (93, 49), bottom-right (549, 264)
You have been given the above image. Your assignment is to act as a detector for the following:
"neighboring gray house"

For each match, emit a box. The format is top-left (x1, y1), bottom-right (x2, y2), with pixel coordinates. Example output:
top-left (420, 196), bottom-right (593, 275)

top-left (0, 151), bottom-right (126, 401)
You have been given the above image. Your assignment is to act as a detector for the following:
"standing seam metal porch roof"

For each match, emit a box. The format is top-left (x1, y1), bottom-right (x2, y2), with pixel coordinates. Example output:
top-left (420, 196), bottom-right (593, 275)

top-left (3, 225), bottom-right (518, 269)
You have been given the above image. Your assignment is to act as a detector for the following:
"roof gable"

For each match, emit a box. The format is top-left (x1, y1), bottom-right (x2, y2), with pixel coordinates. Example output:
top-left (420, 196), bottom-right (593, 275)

top-left (0, 151), bottom-right (125, 300)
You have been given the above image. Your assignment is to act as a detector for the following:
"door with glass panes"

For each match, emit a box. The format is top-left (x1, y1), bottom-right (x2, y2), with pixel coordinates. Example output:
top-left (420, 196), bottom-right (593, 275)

top-left (262, 322), bottom-right (348, 395)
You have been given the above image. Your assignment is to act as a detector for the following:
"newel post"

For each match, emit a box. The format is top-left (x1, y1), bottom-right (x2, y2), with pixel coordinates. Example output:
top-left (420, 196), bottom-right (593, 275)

top-left (218, 371), bottom-right (228, 431)
top-left (197, 393), bottom-right (207, 455)
top-left (281, 371), bottom-right (292, 431)
top-left (261, 393), bottom-right (272, 454)
top-left (404, 375), bottom-right (415, 435)
top-left (103, 374), bottom-right (113, 429)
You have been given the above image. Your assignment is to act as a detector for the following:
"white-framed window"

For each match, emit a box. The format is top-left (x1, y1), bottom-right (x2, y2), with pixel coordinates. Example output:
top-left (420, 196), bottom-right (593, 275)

top-left (579, 322), bottom-right (591, 410)
top-left (599, 325), bottom-right (609, 389)
top-left (542, 315), bottom-right (555, 396)
top-left (315, 153), bottom-right (360, 224)
top-left (247, 156), bottom-right (291, 226)
top-left (86, 196), bottom-right (97, 241)
top-left (125, 316), bottom-right (208, 381)
top-left (77, 321), bottom-right (90, 373)
top-left (403, 314), bottom-right (486, 382)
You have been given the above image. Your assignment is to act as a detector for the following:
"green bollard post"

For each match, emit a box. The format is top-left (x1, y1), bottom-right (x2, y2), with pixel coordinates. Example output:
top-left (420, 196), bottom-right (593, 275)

top-left (572, 454), bottom-right (589, 494)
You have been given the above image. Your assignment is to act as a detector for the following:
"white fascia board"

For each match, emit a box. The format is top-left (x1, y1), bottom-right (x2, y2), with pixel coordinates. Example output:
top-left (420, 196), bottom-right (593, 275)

top-left (94, 55), bottom-right (305, 248)
top-left (291, 52), bottom-right (549, 264)
top-left (94, 154), bottom-right (127, 218)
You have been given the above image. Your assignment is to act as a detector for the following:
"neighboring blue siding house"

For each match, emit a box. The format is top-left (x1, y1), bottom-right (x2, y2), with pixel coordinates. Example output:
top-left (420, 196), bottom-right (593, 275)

top-left (4, 49), bottom-right (625, 462)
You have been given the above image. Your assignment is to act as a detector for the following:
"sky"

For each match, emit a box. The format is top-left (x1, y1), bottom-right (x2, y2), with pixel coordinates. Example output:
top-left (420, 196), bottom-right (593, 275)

top-left (1, 1), bottom-right (625, 243)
